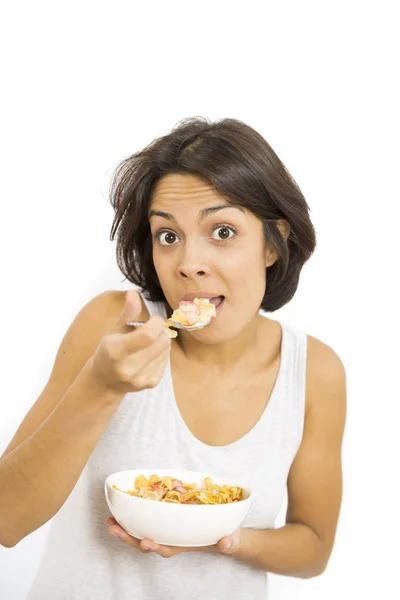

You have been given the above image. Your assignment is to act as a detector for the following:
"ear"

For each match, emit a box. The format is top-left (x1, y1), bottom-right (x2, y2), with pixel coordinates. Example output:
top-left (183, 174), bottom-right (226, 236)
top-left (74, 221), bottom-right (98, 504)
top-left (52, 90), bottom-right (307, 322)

top-left (264, 219), bottom-right (291, 267)
top-left (276, 218), bottom-right (290, 240)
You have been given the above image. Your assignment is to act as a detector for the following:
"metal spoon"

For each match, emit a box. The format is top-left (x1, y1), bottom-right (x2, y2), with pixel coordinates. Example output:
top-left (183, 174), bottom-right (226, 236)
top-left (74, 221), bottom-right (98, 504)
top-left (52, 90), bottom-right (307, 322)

top-left (126, 318), bottom-right (211, 331)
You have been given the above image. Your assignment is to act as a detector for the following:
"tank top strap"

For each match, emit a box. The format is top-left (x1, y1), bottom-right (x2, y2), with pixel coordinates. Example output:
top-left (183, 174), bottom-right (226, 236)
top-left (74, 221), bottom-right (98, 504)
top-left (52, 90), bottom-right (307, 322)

top-left (278, 321), bottom-right (308, 452)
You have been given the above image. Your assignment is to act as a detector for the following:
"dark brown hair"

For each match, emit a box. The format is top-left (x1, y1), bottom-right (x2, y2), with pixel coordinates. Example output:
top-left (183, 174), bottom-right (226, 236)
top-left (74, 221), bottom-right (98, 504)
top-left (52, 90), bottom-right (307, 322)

top-left (109, 117), bottom-right (316, 312)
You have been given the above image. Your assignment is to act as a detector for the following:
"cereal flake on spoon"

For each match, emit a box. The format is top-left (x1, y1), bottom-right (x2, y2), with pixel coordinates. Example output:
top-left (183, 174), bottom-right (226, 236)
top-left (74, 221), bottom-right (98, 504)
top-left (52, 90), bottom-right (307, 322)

top-left (164, 298), bottom-right (217, 337)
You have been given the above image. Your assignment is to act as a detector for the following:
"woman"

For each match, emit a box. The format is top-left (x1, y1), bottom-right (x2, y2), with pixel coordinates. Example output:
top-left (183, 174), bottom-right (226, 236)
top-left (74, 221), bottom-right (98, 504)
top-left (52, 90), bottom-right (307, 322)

top-left (0, 117), bottom-right (347, 599)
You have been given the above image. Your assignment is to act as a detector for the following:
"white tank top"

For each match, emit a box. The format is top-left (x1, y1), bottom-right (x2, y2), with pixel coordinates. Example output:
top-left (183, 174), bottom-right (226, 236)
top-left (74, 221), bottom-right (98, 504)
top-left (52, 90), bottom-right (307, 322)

top-left (27, 291), bottom-right (307, 600)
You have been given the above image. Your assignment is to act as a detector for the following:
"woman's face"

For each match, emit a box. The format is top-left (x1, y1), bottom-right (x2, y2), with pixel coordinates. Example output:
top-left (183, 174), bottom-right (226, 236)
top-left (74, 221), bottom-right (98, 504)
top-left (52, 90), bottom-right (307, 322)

top-left (149, 173), bottom-right (278, 343)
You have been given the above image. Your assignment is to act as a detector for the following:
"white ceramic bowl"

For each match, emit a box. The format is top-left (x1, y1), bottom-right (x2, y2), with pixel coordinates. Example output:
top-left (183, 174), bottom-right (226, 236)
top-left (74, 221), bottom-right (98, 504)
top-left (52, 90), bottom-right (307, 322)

top-left (105, 469), bottom-right (252, 547)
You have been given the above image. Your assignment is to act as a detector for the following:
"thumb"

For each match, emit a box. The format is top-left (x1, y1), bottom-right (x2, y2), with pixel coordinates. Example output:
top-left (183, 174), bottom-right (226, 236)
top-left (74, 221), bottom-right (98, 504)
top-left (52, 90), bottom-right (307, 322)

top-left (217, 529), bottom-right (241, 555)
top-left (217, 536), bottom-right (236, 554)
top-left (120, 290), bottom-right (143, 325)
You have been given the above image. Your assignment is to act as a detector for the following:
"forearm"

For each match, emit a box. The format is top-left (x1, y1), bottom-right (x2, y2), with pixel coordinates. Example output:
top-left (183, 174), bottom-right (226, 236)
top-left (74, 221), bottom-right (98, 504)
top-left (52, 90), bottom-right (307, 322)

top-left (235, 523), bottom-right (326, 578)
top-left (0, 359), bottom-right (123, 548)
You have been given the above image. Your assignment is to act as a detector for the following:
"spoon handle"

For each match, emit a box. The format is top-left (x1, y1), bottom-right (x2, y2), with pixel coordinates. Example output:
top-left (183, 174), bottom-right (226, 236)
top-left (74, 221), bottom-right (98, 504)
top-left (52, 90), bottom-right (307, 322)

top-left (126, 320), bottom-right (176, 328)
top-left (126, 320), bottom-right (181, 329)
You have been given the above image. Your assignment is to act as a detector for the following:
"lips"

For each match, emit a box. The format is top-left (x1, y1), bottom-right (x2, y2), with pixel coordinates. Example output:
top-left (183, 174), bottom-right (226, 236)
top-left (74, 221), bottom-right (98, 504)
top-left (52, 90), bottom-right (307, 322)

top-left (181, 292), bottom-right (224, 302)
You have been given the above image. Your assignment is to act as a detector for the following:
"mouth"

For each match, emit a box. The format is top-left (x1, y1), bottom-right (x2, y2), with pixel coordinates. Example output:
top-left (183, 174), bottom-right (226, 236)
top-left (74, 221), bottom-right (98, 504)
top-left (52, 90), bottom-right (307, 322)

top-left (181, 292), bottom-right (225, 304)
top-left (208, 295), bottom-right (224, 309)
top-left (177, 293), bottom-right (225, 323)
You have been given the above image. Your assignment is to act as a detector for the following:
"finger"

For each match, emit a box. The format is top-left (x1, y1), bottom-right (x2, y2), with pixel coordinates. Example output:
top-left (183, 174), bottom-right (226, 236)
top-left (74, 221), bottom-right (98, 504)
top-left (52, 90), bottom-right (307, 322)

top-left (109, 315), bottom-right (170, 362)
top-left (120, 290), bottom-right (143, 326)
top-left (216, 535), bottom-right (236, 554)
top-left (108, 530), bottom-right (150, 553)
top-left (118, 290), bottom-right (162, 337)
top-left (156, 546), bottom-right (176, 558)
top-left (133, 327), bottom-right (171, 363)
top-left (133, 345), bottom-right (170, 388)
top-left (140, 540), bottom-right (196, 558)
top-left (145, 543), bottom-right (177, 558)
top-left (139, 539), bottom-right (160, 552)
top-left (108, 525), bottom-right (140, 547)
top-left (139, 538), bottom-right (178, 558)
top-left (121, 314), bottom-right (169, 354)
top-left (106, 521), bottom-right (150, 553)
top-left (117, 332), bottom-right (170, 381)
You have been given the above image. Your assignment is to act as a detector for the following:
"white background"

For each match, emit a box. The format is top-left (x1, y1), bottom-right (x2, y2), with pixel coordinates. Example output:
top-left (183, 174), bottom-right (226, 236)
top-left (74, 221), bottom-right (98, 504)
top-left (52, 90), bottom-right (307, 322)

top-left (1, 1), bottom-right (399, 598)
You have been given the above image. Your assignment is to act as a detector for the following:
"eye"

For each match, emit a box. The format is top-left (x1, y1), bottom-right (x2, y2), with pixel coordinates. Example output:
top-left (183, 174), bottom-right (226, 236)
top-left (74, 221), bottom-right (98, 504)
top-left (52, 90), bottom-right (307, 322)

top-left (211, 226), bottom-right (237, 241)
top-left (155, 230), bottom-right (180, 246)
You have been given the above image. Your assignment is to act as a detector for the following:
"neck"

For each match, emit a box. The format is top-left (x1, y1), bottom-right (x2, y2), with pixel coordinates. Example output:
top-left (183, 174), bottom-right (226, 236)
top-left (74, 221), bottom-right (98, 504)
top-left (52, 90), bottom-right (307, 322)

top-left (172, 313), bottom-right (273, 375)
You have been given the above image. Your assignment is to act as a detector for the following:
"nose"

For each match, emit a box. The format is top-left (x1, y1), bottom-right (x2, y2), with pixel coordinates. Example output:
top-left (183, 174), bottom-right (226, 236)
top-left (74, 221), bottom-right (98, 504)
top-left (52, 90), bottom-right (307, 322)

top-left (176, 239), bottom-right (211, 280)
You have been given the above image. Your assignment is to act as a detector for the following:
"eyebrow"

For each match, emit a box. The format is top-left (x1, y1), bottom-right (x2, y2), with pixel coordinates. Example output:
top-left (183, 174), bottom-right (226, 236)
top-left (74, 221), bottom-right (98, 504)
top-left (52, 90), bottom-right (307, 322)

top-left (148, 203), bottom-right (244, 224)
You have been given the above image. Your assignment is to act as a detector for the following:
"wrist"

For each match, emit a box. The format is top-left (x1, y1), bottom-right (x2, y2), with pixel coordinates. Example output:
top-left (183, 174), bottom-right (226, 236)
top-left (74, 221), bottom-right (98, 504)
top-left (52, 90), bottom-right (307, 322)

top-left (83, 358), bottom-right (125, 406)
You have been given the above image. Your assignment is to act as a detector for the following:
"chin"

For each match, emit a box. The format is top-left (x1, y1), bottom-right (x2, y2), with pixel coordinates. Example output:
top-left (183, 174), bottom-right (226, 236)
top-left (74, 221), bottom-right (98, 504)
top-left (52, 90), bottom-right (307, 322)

top-left (189, 324), bottom-right (240, 345)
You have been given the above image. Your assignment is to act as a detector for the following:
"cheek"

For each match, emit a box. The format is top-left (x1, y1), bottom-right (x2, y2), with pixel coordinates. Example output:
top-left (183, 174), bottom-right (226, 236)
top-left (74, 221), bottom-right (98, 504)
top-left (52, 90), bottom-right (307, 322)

top-left (152, 251), bottom-right (181, 294)
top-left (223, 248), bottom-right (265, 278)
top-left (223, 250), bottom-right (266, 304)
top-left (152, 249), bottom-right (169, 276)
top-left (152, 254), bottom-right (166, 287)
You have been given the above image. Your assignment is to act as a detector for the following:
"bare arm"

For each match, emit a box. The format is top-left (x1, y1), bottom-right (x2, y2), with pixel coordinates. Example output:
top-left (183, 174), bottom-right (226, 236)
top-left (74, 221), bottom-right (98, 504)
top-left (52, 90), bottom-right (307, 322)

top-left (0, 291), bottom-right (129, 548)
top-left (0, 361), bottom-right (123, 547)
top-left (232, 522), bottom-right (324, 578)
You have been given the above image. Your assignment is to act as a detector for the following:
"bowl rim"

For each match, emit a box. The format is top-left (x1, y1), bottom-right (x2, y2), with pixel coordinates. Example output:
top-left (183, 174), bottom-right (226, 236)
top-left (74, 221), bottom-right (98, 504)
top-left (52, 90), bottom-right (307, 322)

top-left (105, 469), bottom-right (252, 508)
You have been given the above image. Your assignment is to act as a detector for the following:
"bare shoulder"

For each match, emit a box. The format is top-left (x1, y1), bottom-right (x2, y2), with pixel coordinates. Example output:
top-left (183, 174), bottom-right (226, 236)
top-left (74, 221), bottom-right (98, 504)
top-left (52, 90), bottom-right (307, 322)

top-left (305, 334), bottom-right (347, 416)
top-left (306, 334), bottom-right (346, 384)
